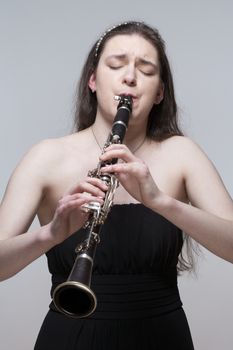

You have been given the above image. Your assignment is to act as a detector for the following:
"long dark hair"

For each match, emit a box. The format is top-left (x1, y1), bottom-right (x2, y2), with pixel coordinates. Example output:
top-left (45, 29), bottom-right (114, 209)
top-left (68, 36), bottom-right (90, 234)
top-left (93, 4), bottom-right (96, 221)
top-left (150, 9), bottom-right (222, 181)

top-left (74, 21), bottom-right (197, 272)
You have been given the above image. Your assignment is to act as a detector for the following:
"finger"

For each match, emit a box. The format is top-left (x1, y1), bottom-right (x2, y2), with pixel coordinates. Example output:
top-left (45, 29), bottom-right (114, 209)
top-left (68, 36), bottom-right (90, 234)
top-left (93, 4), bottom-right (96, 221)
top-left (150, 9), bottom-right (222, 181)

top-left (59, 192), bottom-right (104, 206)
top-left (104, 144), bottom-right (131, 152)
top-left (68, 179), bottom-right (108, 196)
top-left (58, 194), bottom-right (102, 209)
top-left (100, 163), bottom-right (132, 174)
top-left (57, 194), bottom-right (104, 216)
top-left (86, 177), bottom-right (109, 190)
top-left (102, 143), bottom-right (131, 154)
top-left (101, 162), bottom-right (149, 177)
top-left (100, 148), bottom-right (136, 163)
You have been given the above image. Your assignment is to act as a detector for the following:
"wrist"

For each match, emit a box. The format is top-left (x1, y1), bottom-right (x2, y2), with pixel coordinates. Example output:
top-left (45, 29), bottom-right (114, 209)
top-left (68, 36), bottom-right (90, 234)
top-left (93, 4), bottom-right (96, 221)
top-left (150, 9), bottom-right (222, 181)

top-left (149, 191), bottom-right (174, 216)
top-left (37, 223), bottom-right (58, 249)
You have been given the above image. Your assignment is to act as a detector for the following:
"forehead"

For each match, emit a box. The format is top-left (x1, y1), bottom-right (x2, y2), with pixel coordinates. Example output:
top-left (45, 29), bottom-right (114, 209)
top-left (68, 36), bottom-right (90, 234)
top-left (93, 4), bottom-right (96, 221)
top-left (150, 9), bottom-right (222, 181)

top-left (100, 34), bottom-right (159, 61)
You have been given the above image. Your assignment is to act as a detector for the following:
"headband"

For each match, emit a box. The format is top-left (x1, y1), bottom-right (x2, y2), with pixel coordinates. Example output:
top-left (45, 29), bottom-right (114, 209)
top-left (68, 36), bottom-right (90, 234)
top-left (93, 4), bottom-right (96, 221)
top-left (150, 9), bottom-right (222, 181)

top-left (94, 21), bottom-right (143, 58)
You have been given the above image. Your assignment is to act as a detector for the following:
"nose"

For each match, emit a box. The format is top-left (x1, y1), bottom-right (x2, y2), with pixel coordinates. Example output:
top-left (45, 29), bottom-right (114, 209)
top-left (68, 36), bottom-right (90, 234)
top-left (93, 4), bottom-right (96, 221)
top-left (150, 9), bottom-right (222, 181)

top-left (122, 65), bottom-right (137, 86)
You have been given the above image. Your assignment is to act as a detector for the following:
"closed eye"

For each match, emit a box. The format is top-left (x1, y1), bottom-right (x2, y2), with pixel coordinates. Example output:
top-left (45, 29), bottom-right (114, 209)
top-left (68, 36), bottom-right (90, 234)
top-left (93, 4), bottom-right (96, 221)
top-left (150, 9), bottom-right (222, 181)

top-left (140, 69), bottom-right (155, 76)
top-left (138, 59), bottom-right (159, 76)
top-left (138, 64), bottom-right (157, 76)
top-left (109, 65), bottom-right (122, 70)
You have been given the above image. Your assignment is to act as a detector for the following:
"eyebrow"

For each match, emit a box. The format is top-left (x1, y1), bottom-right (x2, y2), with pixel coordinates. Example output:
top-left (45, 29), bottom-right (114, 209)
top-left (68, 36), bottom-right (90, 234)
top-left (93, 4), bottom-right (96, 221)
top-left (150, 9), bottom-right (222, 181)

top-left (105, 54), bottom-right (159, 71)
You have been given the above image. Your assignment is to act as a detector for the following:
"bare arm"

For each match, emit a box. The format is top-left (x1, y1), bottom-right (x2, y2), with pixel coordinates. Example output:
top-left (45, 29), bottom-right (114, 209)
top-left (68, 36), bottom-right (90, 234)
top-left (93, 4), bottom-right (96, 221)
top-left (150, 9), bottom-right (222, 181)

top-left (0, 141), bottom-right (53, 280)
top-left (0, 140), bottom-right (106, 281)
top-left (155, 195), bottom-right (233, 262)
top-left (100, 137), bottom-right (233, 262)
top-left (155, 138), bottom-right (233, 262)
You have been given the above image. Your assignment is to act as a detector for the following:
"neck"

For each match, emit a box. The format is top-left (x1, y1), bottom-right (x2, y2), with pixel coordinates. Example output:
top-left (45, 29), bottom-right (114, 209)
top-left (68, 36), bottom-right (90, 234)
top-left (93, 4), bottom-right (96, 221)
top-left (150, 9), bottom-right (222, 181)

top-left (124, 127), bottom-right (147, 151)
top-left (91, 113), bottom-right (148, 154)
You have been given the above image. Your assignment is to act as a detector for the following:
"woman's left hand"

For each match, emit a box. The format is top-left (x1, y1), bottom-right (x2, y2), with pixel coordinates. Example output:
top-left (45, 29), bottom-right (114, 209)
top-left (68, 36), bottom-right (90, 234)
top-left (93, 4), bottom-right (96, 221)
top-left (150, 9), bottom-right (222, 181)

top-left (100, 144), bottom-right (161, 208)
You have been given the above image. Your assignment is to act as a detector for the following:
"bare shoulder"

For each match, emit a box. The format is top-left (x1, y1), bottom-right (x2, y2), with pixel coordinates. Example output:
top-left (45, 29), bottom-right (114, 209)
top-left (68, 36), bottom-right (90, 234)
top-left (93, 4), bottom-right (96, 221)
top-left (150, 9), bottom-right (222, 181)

top-left (160, 134), bottom-right (220, 178)
top-left (24, 134), bottom-right (80, 161)
top-left (0, 138), bottom-right (67, 238)
top-left (160, 135), bottom-right (204, 154)
top-left (0, 131), bottom-right (92, 238)
top-left (19, 131), bottom-right (89, 169)
top-left (162, 137), bottom-right (233, 217)
top-left (159, 135), bottom-right (213, 168)
top-left (5, 133), bottom-right (84, 192)
top-left (12, 137), bottom-right (66, 180)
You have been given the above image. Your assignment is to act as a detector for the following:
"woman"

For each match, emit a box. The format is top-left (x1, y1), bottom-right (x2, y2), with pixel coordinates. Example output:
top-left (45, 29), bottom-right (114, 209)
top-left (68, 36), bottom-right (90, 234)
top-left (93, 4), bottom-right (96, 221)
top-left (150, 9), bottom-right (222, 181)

top-left (0, 21), bottom-right (232, 349)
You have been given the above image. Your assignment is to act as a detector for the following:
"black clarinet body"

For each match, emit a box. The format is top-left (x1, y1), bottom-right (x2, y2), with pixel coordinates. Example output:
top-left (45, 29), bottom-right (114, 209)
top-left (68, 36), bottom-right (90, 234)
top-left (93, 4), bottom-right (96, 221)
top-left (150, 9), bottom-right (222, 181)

top-left (53, 95), bottom-right (132, 318)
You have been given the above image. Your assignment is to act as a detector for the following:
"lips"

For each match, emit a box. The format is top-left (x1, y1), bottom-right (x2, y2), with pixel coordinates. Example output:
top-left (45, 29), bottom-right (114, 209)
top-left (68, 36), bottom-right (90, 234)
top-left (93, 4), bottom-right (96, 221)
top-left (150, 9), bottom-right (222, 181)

top-left (116, 93), bottom-right (138, 101)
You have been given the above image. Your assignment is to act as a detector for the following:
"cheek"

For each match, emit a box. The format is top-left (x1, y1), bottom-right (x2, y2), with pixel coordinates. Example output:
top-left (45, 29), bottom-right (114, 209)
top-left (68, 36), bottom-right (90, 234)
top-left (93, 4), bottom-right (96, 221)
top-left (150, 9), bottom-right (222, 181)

top-left (95, 69), bottom-right (112, 91)
top-left (147, 79), bottom-right (162, 100)
top-left (143, 83), bottom-right (158, 101)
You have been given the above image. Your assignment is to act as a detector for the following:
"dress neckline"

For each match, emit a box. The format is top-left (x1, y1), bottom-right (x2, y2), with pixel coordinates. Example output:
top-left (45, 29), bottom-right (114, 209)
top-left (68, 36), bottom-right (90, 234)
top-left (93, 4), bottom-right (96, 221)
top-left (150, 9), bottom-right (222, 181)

top-left (112, 202), bottom-right (142, 207)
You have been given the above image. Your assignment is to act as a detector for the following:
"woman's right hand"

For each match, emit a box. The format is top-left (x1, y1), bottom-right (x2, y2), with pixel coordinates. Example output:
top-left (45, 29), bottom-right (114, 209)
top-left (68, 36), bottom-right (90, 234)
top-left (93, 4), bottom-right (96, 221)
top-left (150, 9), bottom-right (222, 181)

top-left (48, 177), bottom-right (108, 245)
top-left (0, 141), bottom-right (109, 280)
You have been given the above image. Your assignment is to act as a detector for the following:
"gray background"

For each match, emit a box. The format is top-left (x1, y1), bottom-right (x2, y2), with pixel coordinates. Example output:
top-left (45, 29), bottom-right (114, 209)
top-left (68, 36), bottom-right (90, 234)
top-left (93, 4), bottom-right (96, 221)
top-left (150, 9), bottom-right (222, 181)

top-left (0, 0), bottom-right (232, 349)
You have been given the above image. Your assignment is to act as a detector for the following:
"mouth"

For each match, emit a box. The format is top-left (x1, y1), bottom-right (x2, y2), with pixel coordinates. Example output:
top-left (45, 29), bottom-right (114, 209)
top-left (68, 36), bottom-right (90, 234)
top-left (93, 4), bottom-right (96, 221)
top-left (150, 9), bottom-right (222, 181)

top-left (114, 93), bottom-right (138, 102)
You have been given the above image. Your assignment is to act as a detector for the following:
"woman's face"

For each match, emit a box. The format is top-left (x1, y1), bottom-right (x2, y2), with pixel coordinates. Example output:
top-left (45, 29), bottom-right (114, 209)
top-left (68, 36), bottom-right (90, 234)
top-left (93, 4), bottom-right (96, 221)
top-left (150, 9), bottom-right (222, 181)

top-left (89, 34), bottom-right (164, 127)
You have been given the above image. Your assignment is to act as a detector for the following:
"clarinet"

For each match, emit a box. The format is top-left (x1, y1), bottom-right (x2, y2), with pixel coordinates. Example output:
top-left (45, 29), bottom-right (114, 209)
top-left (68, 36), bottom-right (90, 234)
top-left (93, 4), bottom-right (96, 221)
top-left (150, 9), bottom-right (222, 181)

top-left (53, 95), bottom-right (132, 318)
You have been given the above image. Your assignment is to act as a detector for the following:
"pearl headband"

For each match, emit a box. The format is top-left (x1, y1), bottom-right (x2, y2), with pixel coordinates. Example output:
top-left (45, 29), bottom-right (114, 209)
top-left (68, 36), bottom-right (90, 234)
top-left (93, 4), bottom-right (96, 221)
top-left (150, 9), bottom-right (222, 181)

top-left (94, 21), bottom-right (143, 58)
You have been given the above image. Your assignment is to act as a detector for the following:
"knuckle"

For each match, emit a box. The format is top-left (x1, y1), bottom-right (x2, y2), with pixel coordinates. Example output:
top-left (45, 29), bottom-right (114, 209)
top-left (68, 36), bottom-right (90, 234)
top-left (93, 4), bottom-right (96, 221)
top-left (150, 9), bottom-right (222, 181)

top-left (57, 205), bottom-right (65, 215)
top-left (58, 197), bottom-right (65, 205)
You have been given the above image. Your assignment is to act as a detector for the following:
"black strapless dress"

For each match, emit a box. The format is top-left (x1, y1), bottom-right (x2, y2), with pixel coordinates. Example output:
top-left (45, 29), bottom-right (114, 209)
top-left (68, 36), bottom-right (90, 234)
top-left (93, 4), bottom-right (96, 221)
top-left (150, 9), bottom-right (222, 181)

top-left (34, 204), bottom-right (194, 349)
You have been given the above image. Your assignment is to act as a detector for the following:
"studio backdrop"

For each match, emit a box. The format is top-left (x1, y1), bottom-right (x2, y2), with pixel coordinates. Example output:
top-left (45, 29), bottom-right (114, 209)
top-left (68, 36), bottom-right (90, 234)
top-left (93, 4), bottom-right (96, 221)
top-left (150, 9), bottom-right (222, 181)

top-left (0, 1), bottom-right (232, 349)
